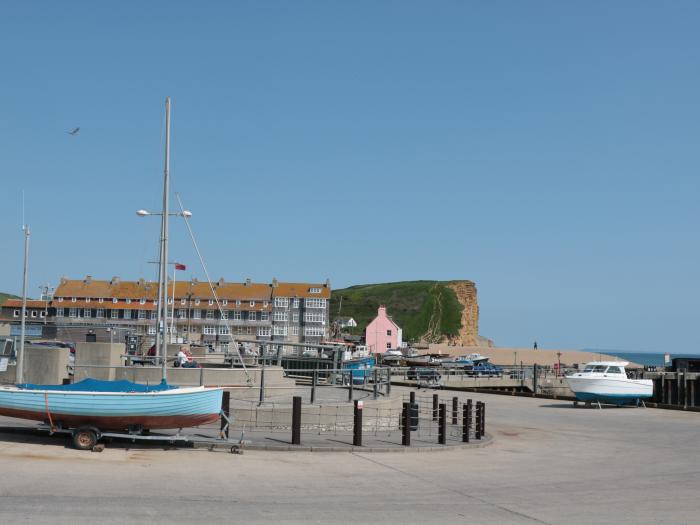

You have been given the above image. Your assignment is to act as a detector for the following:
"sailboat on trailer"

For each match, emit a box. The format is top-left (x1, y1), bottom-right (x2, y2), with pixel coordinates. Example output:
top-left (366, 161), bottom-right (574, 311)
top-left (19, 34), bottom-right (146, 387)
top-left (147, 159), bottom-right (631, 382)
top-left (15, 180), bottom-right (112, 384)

top-left (0, 98), bottom-right (223, 433)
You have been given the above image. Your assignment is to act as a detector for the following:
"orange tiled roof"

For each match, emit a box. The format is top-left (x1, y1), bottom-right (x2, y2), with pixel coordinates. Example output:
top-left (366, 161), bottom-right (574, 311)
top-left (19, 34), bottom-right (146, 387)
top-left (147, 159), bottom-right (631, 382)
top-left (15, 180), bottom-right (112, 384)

top-left (2, 299), bottom-right (48, 309)
top-left (272, 282), bottom-right (331, 299)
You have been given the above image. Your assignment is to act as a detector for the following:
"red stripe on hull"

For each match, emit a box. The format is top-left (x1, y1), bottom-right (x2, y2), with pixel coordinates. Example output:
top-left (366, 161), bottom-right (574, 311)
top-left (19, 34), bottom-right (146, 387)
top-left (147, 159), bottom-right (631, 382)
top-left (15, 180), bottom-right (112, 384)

top-left (0, 407), bottom-right (219, 431)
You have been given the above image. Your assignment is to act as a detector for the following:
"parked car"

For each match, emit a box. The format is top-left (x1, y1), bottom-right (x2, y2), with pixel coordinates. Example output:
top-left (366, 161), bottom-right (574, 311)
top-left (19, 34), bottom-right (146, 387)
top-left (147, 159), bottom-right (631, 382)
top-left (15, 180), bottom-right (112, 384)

top-left (471, 363), bottom-right (502, 377)
top-left (407, 367), bottom-right (442, 382)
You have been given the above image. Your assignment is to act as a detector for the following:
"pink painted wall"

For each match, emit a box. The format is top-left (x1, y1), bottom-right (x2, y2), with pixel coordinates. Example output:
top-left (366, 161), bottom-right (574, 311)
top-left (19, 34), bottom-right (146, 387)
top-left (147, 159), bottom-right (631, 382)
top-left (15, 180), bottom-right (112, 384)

top-left (365, 306), bottom-right (400, 354)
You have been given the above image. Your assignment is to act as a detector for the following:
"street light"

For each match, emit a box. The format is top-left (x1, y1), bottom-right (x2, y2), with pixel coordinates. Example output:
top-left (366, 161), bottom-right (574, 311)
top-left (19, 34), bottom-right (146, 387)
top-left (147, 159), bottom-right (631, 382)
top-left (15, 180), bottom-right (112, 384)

top-left (136, 209), bottom-right (192, 218)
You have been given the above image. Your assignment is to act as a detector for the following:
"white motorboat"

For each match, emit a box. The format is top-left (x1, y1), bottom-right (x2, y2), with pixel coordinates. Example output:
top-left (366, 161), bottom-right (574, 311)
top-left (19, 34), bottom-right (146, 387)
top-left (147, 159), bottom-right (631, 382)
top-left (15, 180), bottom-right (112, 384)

top-left (565, 361), bottom-right (653, 406)
top-left (464, 353), bottom-right (489, 365)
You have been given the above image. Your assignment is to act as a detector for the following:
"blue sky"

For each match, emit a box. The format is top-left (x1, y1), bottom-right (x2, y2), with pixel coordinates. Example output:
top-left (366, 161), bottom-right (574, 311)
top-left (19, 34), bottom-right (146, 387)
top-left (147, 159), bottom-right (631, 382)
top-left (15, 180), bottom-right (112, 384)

top-left (1, 1), bottom-right (698, 352)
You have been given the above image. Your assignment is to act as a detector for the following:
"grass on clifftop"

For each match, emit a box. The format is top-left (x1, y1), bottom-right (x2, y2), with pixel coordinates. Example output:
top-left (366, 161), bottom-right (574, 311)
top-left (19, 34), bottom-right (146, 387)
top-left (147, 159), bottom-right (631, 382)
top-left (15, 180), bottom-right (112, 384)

top-left (330, 281), bottom-right (463, 342)
top-left (0, 292), bottom-right (19, 304)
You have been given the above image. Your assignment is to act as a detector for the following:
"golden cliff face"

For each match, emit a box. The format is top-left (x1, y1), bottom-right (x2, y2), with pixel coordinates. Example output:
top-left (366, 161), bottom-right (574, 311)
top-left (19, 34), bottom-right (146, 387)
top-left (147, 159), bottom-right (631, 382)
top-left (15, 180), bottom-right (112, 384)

top-left (447, 280), bottom-right (479, 346)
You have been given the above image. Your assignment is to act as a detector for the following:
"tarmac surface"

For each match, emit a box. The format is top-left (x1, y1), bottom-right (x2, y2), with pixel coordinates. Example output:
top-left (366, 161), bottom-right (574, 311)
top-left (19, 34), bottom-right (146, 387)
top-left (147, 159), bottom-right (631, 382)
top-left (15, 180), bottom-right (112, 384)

top-left (1, 386), bottom-right (699, 524)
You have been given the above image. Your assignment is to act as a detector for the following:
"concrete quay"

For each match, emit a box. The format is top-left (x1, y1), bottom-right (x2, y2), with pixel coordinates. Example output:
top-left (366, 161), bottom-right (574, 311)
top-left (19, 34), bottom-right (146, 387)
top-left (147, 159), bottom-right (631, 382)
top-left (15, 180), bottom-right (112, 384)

top-left (1, 386), bottom-right (699, 524)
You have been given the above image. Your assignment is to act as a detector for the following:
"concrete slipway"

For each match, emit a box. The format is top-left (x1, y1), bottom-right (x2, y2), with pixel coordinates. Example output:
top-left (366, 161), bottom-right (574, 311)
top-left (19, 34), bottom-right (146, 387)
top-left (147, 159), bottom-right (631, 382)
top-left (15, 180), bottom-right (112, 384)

top-left (0, 386), bottom-right (698, 525)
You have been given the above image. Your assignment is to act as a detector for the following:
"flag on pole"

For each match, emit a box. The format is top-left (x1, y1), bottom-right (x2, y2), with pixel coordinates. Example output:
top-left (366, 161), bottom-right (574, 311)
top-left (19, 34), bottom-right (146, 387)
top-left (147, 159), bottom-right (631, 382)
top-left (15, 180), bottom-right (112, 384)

top-left (175, 263), bottom-right (186, 271)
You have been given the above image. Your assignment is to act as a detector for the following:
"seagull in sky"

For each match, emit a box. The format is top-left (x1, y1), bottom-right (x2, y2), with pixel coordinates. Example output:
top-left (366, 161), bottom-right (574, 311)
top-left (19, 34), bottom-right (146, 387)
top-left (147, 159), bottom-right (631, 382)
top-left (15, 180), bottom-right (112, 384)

top-left (67, 127), bottom-right (80, 135)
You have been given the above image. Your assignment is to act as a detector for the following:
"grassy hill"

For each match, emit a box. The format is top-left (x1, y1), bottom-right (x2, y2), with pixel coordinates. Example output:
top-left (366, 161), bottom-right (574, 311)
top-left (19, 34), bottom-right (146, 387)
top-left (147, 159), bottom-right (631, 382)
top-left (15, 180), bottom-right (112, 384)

top-left (0, 292), bottom-right (19, 304)
top-left (330, 281), bottom-right (464, 343)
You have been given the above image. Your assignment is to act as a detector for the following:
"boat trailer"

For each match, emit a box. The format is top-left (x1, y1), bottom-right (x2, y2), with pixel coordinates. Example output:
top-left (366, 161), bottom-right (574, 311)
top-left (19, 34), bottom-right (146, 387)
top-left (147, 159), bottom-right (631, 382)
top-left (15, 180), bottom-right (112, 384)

top-left (36, 411), bottom-right (248, 453)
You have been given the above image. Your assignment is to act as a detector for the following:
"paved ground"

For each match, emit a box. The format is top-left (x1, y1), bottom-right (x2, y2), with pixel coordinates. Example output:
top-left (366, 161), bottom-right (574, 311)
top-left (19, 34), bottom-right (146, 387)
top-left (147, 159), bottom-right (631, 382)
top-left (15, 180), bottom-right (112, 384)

top-left (1, 386), bottom-right (698, 524)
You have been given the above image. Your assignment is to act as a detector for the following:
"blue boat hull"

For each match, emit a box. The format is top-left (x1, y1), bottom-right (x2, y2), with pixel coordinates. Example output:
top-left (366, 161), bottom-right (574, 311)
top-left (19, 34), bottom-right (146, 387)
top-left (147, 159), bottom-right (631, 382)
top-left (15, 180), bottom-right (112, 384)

top-left (0, 386), bottom-right (223, 430)
top-left (574, 391), bottom-right (652, 406)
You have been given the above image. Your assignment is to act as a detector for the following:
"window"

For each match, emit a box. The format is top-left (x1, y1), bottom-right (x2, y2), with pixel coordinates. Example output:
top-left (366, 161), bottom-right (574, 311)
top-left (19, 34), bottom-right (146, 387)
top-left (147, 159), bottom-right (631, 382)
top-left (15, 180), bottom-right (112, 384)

top-left (305, 298), bottom-right (326, 309)
top-left (40, 311), bottom-right (46, 318)
top-left (206, 310), bottom-right (215, 320)
top-left (98, 298), bottom-right (104, 303)
top-left (222, 300), bottom-right (228, 306)
top-left (167, 298), bottom-right (173, 305)
top-left (221, 311), bottom-right (229, 320)
top-left (138, 310), bottom-right (147, 319)
top-left (208, 299), bottom-right (214, 306)
top-left (58, 297), bottom-right (64, 302)
top-left (219, 326), bottom-right (230, 335)
top-left (96, 309), bottom-right (104, 318)
top-left (292, 312), bottom-right (299, 323)
top-left (263, 301), bottom-right (268, 308)
top-left (233, 311), bottom-right (241, 321)
top-left (386, 342), bottom-right (392, 349)
top-left (606, 366), bottom-right (623, 375)
top-left (140, 298), bottom-right (146, 305)
top-left (274, 297), bottom-right (288, 307)
top-left (85, 297), bottom-right (91, 303)
top-left (13, 310), bottom-right (19, 318)
top-left (113, 298), bottom-right (118, 304)
top-left (57, 308), bottom-right (64, 317)
top-left (111, 310), bottom-right (118, 319)
top-left (181, 298), bottom-right (187, 305)
top-left (304, 312), bottom-right (324, 323)
top-left (304, 326), bottom-right (325, 337)
top-left (123, 309), bottom-right (131, 320)
top-left (150, 311), bottom-right (157, 319)
top-left (71, 297), bottom-right (77, 302)
top-left (273, 325), bottom-right (288, 336)
top-left (273, 311), bottom-right (288, 322)
top-left (220, 342), bottom-right (229, 352)
top-left (31, 311), bottom-right (37, 318)
top-left (178, 309), bottom-right (187, 319)
top-left (195, 299), bottom-right (200, 305)
top-left (292, 298), bottom-right (300, 308)
top-left (148, 326), bottom-right (156, 335)
top-left (250, 301), bottom-right (255, 307)
top-left (309, 287), bottom-right (321, 294)
top-left (387, 330), bottom-right (392, 336)
top-left (249, 312), bottom-right (257, 322)
top-left (291, 326), bottom-right (299, 336)
top-left (257, 327), bottom-right (271, 337)
top-left (235, 300), bottom-right (241, 307)
top-left (69, 308), bottom-right (77, 318)
top-left (260, 311), bottom-right (269, 321)
top-left (193, 310), bottom-right (201, 320)
top-left (126, 299), bottom-right (132, 304)
top-left (203, 326), bottom-right (216, 335)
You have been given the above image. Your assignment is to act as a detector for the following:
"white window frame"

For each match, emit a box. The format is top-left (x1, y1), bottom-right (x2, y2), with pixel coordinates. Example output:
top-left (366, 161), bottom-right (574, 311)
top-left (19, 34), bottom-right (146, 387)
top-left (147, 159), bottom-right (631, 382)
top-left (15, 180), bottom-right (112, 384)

top-left (98, 297), bottom-right (104, 303)
top-left (126, 299), bottom-right (132, 304)
top-left (13, 310), bottom-right (19, 318)
top-left (221, 311), bottom-right (229, 320)
top-left (233, 311), bottom-right (241, 321)
top-left (193, 309), bottom-right (201, 320)
top-left (85, 297), bottom-right (91, 303)
top-left (58, 297), bottom-right (64, 302)
top-left (260, 311), bottom-right (269, 321)
top-left (69, 308), bottom-right (77, 318)
top-left (178, 309), bottom-right (187, 319)
top-left (249, 311), bottom-right (257, 322)
top-left (250, 300), bottom-right (255, 307)
top-left (96, 308), bottom-right (104, 318)
top-left (273, 311), bottom-right (288, 322)
top-left (148, 326), bottom-right (156, 335)
top-left (273, 325), bottom-right (288, 336)
top-left (113, 298), bottom-right (118, 304)
top-left (71, 297), bottom-right (77, 302)
top-left (292, 298), bottom-right (300, 308)
top-left (257, 327), bottom-right (271, 337)
top-left (219, 325), bottom-right (230, 335)
top-left (111, 309), bottom-right (118, 319)
top-left (292, 312), bottom-right (299, 323)
top-left (203, 326), bottom-right (216, 336)
top-left (274, 297), bottom-right (289, 307)
top-left (138, 310), bottom-right (147, 319)
top-left (206, 310), bottom-right (215, 319)
top-left (291, 326), bottom-right (299, 336)
top-left (57, 308), bottom-right (64, 317)
top-left (123, 309), bottom-right (131, 320)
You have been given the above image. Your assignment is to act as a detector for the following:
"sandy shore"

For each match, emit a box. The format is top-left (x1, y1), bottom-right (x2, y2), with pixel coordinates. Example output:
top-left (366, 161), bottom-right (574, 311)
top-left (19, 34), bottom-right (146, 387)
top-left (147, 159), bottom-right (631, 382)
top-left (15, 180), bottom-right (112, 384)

top-left (428, 344), bottom-right (642, 368)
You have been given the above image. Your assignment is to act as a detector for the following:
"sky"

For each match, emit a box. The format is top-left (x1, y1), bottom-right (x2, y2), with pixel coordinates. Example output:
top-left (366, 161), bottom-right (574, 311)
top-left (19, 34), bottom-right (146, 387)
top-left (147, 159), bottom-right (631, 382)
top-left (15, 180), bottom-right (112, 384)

top-left (1, 1), bottom-right (698, 353)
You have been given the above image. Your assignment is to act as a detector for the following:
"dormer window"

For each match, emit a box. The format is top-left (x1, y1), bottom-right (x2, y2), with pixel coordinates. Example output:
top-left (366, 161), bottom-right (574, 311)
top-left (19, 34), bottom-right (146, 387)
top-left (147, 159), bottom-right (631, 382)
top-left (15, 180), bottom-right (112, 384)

top-left (250, 301), bottom-right (255, 307)
top-left (167, 298), bottom-right (173, 305)
top-left (236, 300), bottom-right (241, 307)
top-left (181, 299), bottom-right (187, 305)
top-left (98, 298), bottom-right (104, 303)
top-left (85, 298), bottom-right (91, 303)
top-left (195, 299), bottom-right (200, 305)
top-left (126, 299), bottom-right (132, 304)
top-left (58, 297), bottom-right (64, 302)
top-left (222, 300), bottom-right (228, 306)
top-left (112, 298), bottom-right (118, 304)
top-left (140, 298), bottom-right (146, 305)
top-left (71, 297), bottom-right (77, 302)
top-left (208, 299), bottom-right (214, 306)
top-left (309, 288), bottom-right (321, 294)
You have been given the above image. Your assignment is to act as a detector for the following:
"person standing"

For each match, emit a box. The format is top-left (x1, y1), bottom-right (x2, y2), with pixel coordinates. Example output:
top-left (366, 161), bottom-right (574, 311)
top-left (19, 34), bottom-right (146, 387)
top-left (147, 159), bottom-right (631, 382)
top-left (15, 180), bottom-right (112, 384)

top-left (533, 341), bottom-right (538, 350)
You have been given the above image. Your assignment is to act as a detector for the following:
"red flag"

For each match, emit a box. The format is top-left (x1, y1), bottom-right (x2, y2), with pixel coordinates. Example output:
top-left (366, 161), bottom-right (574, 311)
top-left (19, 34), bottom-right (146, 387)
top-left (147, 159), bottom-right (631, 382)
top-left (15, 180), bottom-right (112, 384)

top-left (175, 263), bottom-right (186, 271)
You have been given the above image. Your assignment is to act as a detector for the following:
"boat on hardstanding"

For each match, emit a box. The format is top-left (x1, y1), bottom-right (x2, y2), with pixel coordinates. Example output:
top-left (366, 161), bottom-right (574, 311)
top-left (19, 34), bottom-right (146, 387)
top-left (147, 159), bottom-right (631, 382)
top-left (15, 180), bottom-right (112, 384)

top-left (565, 361), bottom-right (653, 406)
top-left (0, 98), bottom-right (223, 439)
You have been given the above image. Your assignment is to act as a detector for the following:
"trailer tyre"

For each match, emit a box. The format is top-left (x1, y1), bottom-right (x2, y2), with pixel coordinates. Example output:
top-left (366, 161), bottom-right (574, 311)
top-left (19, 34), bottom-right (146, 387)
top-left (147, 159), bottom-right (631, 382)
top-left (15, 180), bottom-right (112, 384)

top-left (72, 428), bottom-right (98, 450)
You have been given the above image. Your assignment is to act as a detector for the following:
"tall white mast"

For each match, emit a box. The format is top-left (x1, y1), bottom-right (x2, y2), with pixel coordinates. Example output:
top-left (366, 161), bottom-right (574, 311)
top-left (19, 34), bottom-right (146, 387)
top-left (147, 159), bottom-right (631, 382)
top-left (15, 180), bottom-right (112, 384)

top-left (155, 97), bottom-right (171, 383)
top-left (16, 224), bottom-right (30, 384)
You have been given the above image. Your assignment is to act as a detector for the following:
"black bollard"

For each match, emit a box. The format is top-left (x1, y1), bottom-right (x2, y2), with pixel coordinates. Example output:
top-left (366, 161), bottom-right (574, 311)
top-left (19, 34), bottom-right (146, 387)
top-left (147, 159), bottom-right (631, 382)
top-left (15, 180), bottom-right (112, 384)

top-left (462, 404), bottom-right (470, 443)
top-left (220, 390), bottom-right (230, 439)
top-left (402, 402), bottom-right (411, 446)
top-left (475, 402), bottom-right (482, 440)
top-left (480, 402), bottom-right (485, 436)
top-left (433, 393), bottom-right (439, 422)
top-left (292, 396), bottom-right (302, 445)
top-left (438, 403), bottom-right (447, 445)
top-left (452, 397), bottom-right (458, 425)
top-left (259, 366), bottom-right (266, 406)
top-left (353, 400), bottom-right (363, 447)
top-left (386, 368), bottom-right (391, 396)
top-left (311, 369), bottom-right (317, 404)
top-left (533, 364), bottom-right (538, 396)
top-left (410, 391), bottom-right (416, 404)
top-left (348, 373), bottom-right (354, 402)
top-left (373, 368), bottom-right (378, 399)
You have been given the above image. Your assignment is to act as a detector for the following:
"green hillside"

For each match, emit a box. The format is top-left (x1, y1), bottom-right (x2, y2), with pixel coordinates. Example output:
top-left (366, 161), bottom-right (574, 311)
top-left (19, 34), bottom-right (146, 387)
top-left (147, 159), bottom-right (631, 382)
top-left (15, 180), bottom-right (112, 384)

top-left (0, 292), bottom-right (19, 304)
top-left (330, 281), bottom-right (463, 342)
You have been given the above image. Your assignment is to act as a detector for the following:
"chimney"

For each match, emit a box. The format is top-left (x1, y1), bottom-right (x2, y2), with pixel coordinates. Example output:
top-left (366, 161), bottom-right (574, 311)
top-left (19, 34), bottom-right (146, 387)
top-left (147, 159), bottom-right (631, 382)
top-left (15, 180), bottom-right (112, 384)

top-left (218, 278), bottom-right (225, 287)
top-left (325, 278), bottom-right (331, 288)
top-left (110, 276), bottom-right (120, 286)
top-left (378, 305), bottom-right (387, 317)
top-left (191, 278), bottom-right (198, 284)
top-left (272, 278), bottom-right (278, 288)
top-left (245, 278), bottom-right (251, 286)
top-left (84, 275), bottom-right (92, 284)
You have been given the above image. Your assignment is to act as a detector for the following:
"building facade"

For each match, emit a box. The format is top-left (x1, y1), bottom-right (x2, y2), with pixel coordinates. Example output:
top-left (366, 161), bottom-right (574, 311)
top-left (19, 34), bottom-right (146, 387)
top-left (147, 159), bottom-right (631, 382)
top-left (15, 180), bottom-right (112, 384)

top-left (0, 276), bottom-right (331, 352)
top-left (364, 305), bottom-right (402, 354)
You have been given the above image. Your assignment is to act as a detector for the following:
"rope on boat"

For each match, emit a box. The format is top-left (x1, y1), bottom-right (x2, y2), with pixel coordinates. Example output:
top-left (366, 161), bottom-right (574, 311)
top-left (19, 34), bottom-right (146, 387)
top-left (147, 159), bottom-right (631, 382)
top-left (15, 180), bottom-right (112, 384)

top-left (44, 392), bottom-right (56, 432)
top-left (175, 193), bottom-right (252, 385)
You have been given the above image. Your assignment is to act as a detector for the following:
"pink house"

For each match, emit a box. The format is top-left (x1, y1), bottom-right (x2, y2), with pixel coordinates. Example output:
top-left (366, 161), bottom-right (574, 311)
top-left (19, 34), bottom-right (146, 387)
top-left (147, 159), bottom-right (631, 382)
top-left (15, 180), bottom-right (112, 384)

top-left (365, 305), bottom-right (402, 354)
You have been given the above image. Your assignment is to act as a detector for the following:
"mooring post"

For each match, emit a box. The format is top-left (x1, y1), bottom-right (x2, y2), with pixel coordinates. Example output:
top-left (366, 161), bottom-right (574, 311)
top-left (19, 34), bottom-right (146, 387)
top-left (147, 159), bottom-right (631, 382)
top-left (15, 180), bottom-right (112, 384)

top-left (220, 390), bottom-right (230, 439)
top-left (292, 396), bottom-right (302, 445)
top-left (462, 404), bottom-right (470, 443)
top-left (386, 368), bottom-right (391, 395)
top-left (259, 366), bottom-right (266, 406)
top-left (683, 370), bottom-right (688, 409)
top-left (533, 363), bottom-right (538, 396)
top-left (402, 402), bottom-right (411, 446)
top-left (667, 377), bottom-right (673, 405)
top-left (475, 402), bottom-right (482, 440)
top-left (410, 391), bottom-right (416, 404)
top-left (353, 400), bottom-right (363, 447)
top-left (452, 396), bottom-right (458, 425)
top-left (480, 402), bottom-right (486, 436)
top-left (348, 373), bottom-right (354, 402)
top-left (438, 403), bottom-right (447, 445)
top-left (691, 378), bottom-right (696, 408)
top-left (433, 393), bottom-right (439, 422)
top-left (373, 368), bottom-right (378, 399)
top-left (311, 369), bottom-right (317, 404)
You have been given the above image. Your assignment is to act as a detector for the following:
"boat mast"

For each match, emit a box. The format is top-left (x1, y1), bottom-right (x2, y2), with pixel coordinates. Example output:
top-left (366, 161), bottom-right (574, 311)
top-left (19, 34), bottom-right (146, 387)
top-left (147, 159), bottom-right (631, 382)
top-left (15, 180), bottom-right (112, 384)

top-left (16, 224), bottom-right (30, 384)
top-left (155, 97), bottom-right (171, 383)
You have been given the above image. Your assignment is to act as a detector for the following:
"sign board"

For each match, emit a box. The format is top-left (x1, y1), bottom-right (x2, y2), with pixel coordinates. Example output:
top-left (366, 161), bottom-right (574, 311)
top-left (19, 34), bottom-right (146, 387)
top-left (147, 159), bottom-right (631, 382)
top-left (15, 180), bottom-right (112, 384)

top-left (0, 358), bottom-right (8, 372)
top-left (10, 325), bottom-right (43, 337)
top-left (664, 353), bottom-right (671, 366)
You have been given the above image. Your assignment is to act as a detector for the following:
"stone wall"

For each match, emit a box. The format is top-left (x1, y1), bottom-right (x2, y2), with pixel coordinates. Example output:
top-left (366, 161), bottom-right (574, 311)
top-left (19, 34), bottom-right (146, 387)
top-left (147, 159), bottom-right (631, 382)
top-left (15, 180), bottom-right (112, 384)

top-left (447, 281), bottom-right (479, 346)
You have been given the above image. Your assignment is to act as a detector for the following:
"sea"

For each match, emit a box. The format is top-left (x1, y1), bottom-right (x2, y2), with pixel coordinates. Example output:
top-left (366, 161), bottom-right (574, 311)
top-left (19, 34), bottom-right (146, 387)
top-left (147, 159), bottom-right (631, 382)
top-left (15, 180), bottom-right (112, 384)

top-left (582, 350), bottom-right (700, 367)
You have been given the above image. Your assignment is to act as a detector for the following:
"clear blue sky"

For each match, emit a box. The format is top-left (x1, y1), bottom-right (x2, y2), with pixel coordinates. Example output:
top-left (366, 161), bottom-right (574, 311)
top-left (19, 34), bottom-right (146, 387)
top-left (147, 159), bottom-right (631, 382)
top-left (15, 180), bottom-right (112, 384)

top-left (1, 1), bottom-right (698, 352)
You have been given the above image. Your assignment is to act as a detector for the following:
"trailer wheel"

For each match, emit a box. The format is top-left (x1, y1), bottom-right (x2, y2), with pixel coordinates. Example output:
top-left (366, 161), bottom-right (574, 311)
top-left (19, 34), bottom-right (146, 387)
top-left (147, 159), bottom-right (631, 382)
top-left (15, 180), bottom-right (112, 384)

top-left (72, 428), bottom-right (98, 450)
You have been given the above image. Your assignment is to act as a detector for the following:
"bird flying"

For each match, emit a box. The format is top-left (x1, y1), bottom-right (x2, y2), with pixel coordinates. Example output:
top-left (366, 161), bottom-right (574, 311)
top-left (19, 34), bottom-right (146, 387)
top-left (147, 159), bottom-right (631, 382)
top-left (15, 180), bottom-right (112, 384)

top-left (67, 127), bottom-right (80, 135)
